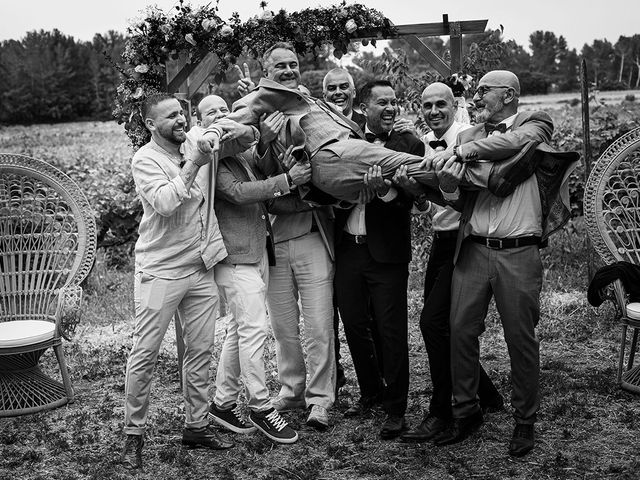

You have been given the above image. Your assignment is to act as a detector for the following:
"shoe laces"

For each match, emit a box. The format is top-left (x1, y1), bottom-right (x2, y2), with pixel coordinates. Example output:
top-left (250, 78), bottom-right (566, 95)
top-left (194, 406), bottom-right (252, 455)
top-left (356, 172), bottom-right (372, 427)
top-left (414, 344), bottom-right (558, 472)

top-left (231, 404), bottom-right (244, 423)
top-left (265, 409), bottom-right (288, 432)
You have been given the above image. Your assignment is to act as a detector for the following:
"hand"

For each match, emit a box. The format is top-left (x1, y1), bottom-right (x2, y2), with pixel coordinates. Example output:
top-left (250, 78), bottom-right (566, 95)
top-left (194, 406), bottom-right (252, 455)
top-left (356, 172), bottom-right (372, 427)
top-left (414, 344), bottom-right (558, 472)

top-left (288, 161), bottom-right (311, 186)
top-left (278, 145), bottom-right (296, 170)
top-left (392, 164), bottom-right (423, 196)
top-left (213, 118), bottom-right (253, 142)
top-left (259, 111), bottom-right (285, 144)
top-left (197, 131), bottom-right (220, 155)
top-left (190, 144), bottom-right (213, 167)
top-left (357, 187), bottom-right (375, 204)
top-left (235, 63), bottom-right (255, 97)
top-left (392, 117), bottom-right (416, 135)
top-left (364, 165), bottom-right (391, 197)
top-left (435, 155), bottom-right (465, 193)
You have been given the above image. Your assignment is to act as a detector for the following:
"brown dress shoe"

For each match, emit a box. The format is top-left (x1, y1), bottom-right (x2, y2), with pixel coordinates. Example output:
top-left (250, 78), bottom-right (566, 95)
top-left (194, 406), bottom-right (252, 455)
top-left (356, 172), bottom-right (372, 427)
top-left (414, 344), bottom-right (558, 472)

top-left (433, 410), bottom-right (484, 446)
top-left (509, 423), bottom-right (534, 457)
top-left (121, 434), bottom-right (143, 470)
top-left (182, 425), bottom-right (234, 450)
top-left (380, 415), bottom-right (408, 439)
top-left (401, 415), bottom-right (448, 442)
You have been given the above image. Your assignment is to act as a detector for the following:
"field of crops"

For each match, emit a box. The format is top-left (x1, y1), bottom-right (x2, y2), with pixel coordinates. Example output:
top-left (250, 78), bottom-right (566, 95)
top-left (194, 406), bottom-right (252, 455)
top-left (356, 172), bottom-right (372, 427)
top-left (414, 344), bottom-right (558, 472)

top-left (1, 100), bottom-right (640, 479)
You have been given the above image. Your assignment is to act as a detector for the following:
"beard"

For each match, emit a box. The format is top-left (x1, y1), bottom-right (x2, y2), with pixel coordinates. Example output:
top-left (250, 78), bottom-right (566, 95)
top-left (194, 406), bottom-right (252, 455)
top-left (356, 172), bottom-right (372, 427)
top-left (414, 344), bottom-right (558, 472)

top-left (475, 99), bottom-right (504, 124)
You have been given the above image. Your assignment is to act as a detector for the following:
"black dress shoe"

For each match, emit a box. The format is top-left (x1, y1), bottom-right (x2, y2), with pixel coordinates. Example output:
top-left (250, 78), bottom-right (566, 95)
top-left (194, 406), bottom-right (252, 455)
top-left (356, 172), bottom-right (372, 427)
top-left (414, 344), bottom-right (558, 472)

top-left (401, 415), bottom-right (449, 442)
top-left (344, 395), bottom-right (380, 417)
top-left (433, 410), bottom-right (484, 446)
top-left (480, 395), bottom-right (505, 414)
top-left (182, 425), bottom-right (234, 450)
top-left (380, 415), bottom-right (408, 439)
top-left (121, 434), bottom-right (143, 470)
top-left (509, 423), bottom-right (534, 457)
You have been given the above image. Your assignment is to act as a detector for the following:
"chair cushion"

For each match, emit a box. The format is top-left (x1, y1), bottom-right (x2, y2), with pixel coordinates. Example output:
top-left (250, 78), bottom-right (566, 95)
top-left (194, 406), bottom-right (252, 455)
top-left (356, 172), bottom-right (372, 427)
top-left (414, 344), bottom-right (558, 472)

top-left (627, 303), bottom-right (640, 321)
top-left (0, 320), bottom-right (56, 348)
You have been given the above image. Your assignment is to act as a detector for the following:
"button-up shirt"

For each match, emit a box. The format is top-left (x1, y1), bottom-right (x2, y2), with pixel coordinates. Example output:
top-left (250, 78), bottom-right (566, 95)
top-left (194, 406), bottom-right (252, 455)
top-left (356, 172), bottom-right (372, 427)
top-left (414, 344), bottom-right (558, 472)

top-left (422, 121), bottom-right (471, 231)
top-left (469, 113), bottom-right (542, 237)
top-left (131, 136), bottom-right (227, 278)
top-left (345, 125), bottom-right (397, 235)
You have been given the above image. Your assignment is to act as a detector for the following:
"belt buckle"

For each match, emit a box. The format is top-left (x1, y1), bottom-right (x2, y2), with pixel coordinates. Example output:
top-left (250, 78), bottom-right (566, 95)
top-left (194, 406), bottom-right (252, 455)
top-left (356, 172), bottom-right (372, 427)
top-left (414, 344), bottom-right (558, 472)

top-left (486, 238), bottom-right (502, 249)
top-left (355, 235), bottom-right (366, 244)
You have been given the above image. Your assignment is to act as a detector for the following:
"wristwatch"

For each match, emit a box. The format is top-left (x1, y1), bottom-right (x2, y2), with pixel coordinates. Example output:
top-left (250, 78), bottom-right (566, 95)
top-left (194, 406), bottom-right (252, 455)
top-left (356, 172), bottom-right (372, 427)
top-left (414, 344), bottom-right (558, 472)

top-left (286, 172), bottom-right (296, 189)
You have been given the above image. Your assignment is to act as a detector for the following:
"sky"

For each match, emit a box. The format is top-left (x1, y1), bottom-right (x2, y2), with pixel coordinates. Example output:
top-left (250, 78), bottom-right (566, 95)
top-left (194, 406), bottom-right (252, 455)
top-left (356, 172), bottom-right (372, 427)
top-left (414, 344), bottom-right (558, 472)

top-left (1, 0), bottom-right (639, 52)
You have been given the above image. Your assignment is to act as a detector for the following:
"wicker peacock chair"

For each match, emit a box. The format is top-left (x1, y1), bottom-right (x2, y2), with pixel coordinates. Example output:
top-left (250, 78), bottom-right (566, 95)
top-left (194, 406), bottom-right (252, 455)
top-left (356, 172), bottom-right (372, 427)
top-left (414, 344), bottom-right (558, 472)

top-left (584, 127), bottom-right (640, 394)
top-left (0, 153), bottom-right (97, 416)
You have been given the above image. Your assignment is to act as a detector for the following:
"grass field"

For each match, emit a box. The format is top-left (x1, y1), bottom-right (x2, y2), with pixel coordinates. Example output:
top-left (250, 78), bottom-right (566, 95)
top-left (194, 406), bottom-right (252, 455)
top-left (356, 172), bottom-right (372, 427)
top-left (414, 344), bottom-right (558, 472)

top-left (0, 113), bottom-right (639, 480)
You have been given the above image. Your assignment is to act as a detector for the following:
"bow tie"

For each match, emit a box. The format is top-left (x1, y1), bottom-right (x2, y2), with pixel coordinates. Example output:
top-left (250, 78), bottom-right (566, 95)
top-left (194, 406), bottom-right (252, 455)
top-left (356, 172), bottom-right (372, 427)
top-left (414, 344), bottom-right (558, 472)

top-left (484, 122), bottom-right (507, 135)
top-left (365, 131), bottom-right (389, 143)
top-left (428, 139), bottom-right (448, 150)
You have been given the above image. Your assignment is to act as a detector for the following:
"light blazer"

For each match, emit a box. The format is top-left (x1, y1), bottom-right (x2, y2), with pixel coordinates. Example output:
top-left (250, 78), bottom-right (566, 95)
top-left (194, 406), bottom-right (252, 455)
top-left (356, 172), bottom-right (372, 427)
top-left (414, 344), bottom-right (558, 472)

top-left (211, 78), bottom-right (364, 160)
top-left (215, 151), bottom-right (312, 265)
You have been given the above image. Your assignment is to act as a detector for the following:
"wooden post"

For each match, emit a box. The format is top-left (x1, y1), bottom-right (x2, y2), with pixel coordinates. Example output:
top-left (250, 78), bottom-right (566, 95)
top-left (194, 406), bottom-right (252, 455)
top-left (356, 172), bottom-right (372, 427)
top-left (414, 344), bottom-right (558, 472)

top-left (581, 58), bottom-right (594, 281)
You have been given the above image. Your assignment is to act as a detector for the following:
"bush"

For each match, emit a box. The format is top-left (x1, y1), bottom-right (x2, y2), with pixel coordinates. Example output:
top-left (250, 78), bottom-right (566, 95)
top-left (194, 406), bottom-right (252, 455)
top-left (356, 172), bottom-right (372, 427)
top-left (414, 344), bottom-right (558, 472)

top-left (625, 94), bottom-right (636, 102)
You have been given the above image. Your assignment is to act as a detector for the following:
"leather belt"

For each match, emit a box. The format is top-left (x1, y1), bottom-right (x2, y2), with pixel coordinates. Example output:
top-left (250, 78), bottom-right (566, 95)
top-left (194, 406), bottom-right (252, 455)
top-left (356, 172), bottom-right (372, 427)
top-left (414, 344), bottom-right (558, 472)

top-left (468, 235), bottom-right (541, 249)
top-left (434, 230), bottom-right (459, 240)
top-left (344, 232), bottom-right (367, 244)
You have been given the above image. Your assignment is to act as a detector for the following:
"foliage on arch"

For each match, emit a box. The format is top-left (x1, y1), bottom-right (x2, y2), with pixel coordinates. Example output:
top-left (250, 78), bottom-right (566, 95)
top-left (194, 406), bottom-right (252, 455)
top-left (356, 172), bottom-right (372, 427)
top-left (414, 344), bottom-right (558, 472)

top-left (113, 0), bottom-right (396, 148)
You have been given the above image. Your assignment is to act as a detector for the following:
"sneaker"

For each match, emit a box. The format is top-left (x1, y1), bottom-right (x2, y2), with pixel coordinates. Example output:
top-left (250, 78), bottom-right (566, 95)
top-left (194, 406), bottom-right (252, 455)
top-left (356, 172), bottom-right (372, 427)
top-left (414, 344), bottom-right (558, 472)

top-left (210, 403), bottom-right (257, 434)
top-left (306, 405), bottom-right (329, 430)
top-left (249, 408), bottom-right (298, 444)
top-left (272, 397), bottom-right (306, 412)
top-left (181, 425), bottom-right (234, 450)
top-left (121, 434), bottom-right (143, 470)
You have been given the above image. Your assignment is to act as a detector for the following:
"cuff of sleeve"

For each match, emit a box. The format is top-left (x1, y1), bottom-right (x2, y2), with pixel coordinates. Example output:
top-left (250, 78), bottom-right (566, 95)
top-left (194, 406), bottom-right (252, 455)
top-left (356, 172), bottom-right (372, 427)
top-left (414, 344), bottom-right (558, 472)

top-left (440, 186), bottom-right (460, 202)
top-left (279, 173), bottom-right (293, 193)
top-left (172, 175), bottom-right (191, 201)
top-left (378, 187), bottom-right (398, 202)
top-left (204, 126), bottom-right (223, 138)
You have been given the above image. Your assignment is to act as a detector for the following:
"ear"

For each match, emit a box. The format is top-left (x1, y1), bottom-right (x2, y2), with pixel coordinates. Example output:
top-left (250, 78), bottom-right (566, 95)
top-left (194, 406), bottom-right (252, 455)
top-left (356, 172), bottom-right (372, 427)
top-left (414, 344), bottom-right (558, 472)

top-left (360, 103), bottom-right (368, 116)
top-left (144, 117), bottom-right (155, 131)
top-left (503, 87), bottom-right (517, 105)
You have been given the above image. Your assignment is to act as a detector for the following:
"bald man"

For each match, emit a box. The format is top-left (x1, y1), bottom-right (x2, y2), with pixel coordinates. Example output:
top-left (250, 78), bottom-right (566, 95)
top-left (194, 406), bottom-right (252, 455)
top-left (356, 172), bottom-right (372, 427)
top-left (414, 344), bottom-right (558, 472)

top-left (401, 83), bottom-right (503, 444)
top-left (431, 70), bottom-right (577, 457)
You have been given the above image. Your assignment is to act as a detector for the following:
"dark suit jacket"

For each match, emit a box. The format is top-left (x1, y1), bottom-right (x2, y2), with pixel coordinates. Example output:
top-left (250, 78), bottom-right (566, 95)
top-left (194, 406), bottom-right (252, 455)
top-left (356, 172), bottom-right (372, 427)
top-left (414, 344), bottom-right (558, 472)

top-left (334, 130), bottom-right (425, 264)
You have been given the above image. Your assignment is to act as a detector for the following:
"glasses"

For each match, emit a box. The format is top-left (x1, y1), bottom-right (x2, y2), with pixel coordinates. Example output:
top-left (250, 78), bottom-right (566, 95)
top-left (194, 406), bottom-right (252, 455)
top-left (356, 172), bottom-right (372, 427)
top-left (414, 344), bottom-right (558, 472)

top-left (475, 85), bottom-right (512, 98)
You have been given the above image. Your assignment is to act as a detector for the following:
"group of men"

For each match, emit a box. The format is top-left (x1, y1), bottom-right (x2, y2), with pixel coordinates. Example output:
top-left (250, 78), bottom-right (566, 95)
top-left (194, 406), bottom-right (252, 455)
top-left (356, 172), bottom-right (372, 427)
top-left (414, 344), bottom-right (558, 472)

top-left (121, 41), bottom-right (576, 469)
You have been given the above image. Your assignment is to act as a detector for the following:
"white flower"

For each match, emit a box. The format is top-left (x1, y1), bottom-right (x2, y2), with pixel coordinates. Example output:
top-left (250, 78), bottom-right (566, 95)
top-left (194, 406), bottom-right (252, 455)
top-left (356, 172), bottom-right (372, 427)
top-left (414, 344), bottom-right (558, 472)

top-left (220, 25), bottom-right (234, 37)
top-left (134, 64), bottom-right (149, 74)
top-left (185, 33), bottom-right (197, 46)
top-left (132, 87), bottom-right (144, 99)
top-left (345, 19), bottom-right (358, 34)
top-left (259, 10), bottom-right (274, 21)
top-left (316, 25), bottom-right (327, 32)
top-left (202, 18), bottom-right (217, 31)
top-left (159, 24), bottom-right (171, 35)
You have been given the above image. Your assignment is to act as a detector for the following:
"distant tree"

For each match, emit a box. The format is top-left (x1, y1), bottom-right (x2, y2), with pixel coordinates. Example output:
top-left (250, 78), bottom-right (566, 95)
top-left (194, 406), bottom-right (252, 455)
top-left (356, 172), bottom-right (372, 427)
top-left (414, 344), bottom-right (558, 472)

top-left (581, 39), bottom-right (616, 89)
top-left (91, 31), bottom-right (126, 119)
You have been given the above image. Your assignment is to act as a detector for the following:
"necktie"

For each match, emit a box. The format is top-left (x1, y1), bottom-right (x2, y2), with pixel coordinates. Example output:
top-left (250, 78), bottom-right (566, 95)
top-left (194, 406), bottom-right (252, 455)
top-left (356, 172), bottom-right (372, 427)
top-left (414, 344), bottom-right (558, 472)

top-left (365, 131), bottom-right (389, 143)
top-left (484, 122), bottom-right (507, 135)
top-left (428, 139), bottom-right (448, 150)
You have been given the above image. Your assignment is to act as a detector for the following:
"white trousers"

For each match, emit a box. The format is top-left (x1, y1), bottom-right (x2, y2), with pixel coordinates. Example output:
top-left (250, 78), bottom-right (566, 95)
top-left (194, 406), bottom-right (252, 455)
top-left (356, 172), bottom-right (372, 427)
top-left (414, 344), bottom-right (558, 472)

top-left (124, 266), bottom-right (218, 434)
top-left (213, 249), bottom-right (271, 411)
top-left (267, 232), bottom-right (336, 409)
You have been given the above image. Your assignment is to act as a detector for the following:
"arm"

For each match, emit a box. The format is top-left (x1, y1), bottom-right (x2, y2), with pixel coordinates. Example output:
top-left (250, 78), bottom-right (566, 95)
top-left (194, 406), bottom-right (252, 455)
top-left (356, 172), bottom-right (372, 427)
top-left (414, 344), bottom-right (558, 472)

top-left (132, 149), bottom-right (209, 217)
top-left (215, 156), bottom-right (291, 205)
top-left (456, 112), bottom-right (553, 161)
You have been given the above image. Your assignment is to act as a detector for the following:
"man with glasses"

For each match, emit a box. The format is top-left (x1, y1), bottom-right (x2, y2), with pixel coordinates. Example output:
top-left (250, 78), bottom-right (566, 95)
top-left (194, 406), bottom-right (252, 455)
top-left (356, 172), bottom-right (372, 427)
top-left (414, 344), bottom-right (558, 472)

top-left (431, 70), bottom-right (577, 457)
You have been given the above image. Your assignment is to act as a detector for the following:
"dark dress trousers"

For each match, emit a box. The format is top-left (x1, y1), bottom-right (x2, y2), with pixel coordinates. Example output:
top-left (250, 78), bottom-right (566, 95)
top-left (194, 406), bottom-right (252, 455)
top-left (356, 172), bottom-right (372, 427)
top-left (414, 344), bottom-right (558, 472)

top-left (334, 130), bottom-right (425, 416)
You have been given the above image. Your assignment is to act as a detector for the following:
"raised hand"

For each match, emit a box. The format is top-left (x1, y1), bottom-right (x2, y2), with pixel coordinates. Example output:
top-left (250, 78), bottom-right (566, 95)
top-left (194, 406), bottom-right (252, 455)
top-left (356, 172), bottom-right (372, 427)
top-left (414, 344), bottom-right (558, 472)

top-left (364, 164), bottom-right (392, 197)
top-left (392, 164), bottom-right (423, 196)
top-left (259, 111), bottom-right (285, 144)
top-left (236, 62), bottom-right (255, 97)
top-left (435, 155), bottom-right (465, 193)
top-left (197, 131), bottom-right (220, 155)
top-left (393, 117), bottom-right (416, 135)
top-left (288, 161), bottom-right (312, 186)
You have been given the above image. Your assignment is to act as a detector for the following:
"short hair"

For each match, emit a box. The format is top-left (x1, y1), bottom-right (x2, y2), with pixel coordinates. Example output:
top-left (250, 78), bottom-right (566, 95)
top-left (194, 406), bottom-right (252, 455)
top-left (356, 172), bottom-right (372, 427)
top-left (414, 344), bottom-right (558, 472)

top-left (262, 42), bottom-right (297, 68)
top-left (141, 93), bottom-right (175, 120)
top-left (322, 68), bottom-right (355, 92)
top-left (358, 80), bottom-right (394, 106)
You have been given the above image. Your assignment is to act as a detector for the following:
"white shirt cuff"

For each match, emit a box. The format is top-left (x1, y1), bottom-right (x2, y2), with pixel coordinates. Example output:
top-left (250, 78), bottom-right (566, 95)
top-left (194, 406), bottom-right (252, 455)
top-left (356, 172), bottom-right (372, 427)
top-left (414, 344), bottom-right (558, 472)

top-left (440, 186), bottom-right (460, 202)
top-left (378, 186), bottom-right (398, 202)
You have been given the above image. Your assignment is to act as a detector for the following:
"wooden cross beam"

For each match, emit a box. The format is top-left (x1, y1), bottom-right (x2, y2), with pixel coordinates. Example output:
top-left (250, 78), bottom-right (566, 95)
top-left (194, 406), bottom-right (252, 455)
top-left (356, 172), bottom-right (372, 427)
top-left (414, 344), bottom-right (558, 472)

top-left (165, 14), bottom-right (487, 102)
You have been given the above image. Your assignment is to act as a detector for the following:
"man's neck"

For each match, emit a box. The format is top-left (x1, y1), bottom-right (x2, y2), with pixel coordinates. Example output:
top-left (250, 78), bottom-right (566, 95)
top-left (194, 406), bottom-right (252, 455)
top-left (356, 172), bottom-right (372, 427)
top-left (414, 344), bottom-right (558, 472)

top-left (152, 135), bottom-right (182, 156)
top-left (488, 108), bottom-right (518, 124)
top-left (432, 124), bottom-right (452, 139)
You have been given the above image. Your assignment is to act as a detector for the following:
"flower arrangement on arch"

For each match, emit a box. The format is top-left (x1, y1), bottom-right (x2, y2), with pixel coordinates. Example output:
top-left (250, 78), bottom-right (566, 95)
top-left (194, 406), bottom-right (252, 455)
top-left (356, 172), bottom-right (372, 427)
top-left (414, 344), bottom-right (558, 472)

top-left (113, 1), bottom-right (396, 148)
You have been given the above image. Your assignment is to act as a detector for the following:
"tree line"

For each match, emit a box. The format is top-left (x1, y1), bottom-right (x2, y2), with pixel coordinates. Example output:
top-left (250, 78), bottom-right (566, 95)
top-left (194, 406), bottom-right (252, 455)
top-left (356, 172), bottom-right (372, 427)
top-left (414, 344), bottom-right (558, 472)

top-left (0, 28), bottom-right (639, 125)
